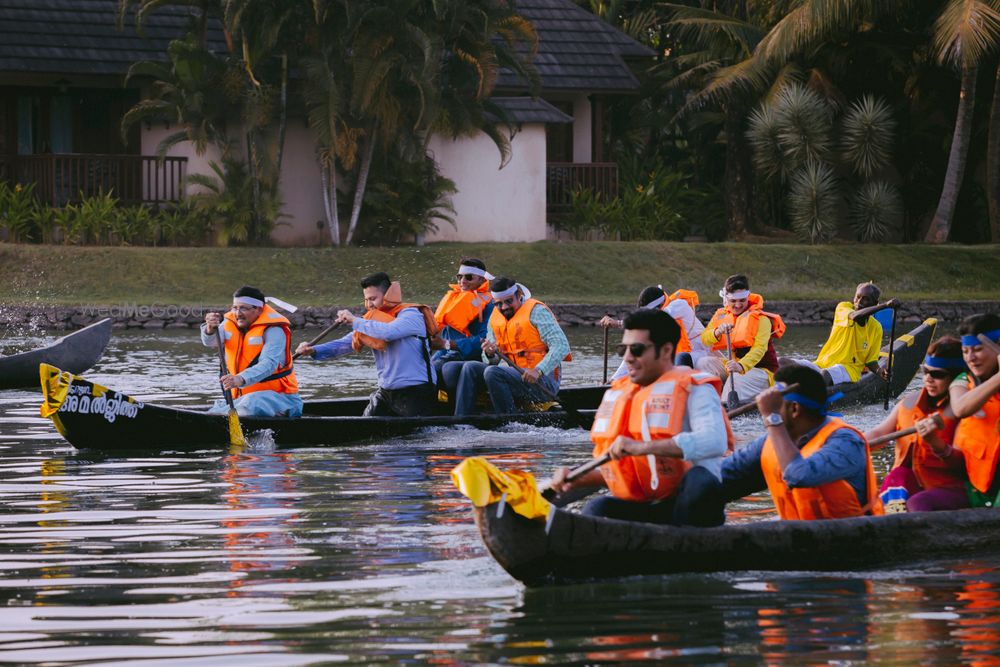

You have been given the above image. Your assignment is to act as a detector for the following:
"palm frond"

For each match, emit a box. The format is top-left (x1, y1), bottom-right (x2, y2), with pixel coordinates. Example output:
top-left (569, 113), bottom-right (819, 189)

top-left (933, 0), bottom-right (1000, 67)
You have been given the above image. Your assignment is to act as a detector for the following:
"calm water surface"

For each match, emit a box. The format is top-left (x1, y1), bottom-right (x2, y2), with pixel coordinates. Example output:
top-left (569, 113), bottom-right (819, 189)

top-left (0, 326), bottom-right (998, 665)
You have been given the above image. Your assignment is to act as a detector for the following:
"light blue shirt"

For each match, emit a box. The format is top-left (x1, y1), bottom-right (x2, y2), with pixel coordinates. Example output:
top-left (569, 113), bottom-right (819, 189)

top-left (201, 324), bottom-right (289, 387)
top-left (671, 383), bottom-right (730, 481)
top-left (485, 303), bottom-right (571, 377)
top-left (311, 308), bottom-right (436, 390)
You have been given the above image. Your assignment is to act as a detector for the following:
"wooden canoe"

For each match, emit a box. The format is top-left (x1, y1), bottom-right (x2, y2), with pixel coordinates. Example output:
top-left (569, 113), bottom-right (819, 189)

top-left (0, 319), bottom-right (113, 390)
top-left (39, 365), bottom-right (605, 451)
top-left (474, 500), bottom-right (1000, 586)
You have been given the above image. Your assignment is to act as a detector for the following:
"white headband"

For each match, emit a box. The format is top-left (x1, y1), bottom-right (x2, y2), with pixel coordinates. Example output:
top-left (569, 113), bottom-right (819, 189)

top-left (644, 295), bottom-right (666, 310)
top-left (234, 296), bottom-right (264, 307)
top-left (458, 265), bottom-right (495, 281)
top-left (720, 289), bottom-right (750, 300)
top-left (491, 283), bottom-right (531, 301)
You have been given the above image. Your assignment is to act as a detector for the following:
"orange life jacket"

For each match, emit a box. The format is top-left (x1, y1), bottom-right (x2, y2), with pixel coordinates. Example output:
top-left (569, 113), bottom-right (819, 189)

top-left (706, 293), bottom-right (786, 371)
top-left (433, 282), bottom-right (492, 337)
top-left (489, 298), bottom-right (571, 378)
top-left (761, 417), bottom-right (882, 520)
top-left (663, 289), bottom-right (700, 354)
top-left (351, 303), bottom-right (438, 352)
top-left (892, 388), bottom-right (964, 490)
top-left (591, 367), bottom-right (735, 502)
top-left (954, 375), bottom-right (1000, 494)
top-left (222, 304), bottom-right (298, 398)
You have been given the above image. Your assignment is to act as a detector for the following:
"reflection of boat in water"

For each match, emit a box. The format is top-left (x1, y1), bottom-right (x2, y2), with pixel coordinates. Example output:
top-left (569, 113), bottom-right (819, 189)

top-left (0, 318), bottom-right (112, 390)
top-left (473, 501), bottom-right (1000, 586)
top-left (38, 363), bottom-right (605, 451)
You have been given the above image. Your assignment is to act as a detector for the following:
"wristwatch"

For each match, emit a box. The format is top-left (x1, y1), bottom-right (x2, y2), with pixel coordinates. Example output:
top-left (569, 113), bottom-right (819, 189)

top-left (763, 412), bottom-right (784, 427)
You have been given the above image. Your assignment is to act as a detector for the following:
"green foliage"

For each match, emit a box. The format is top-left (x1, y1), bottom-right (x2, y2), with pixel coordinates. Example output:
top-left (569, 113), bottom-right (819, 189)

top-left (185, 157), bottom-right (284, 246)
top-left (0, 182), bottom-right (41, 242)
top-left (850, 181), bottom-right (903, 243)
top-left (355, 154), bottom-right (457, 245)
top-left (841, 96), bottom-right (896, 179)
top-left (788, 160), bottom-right (840, 244)
top-left (747, 105), bottom-right (786, 182)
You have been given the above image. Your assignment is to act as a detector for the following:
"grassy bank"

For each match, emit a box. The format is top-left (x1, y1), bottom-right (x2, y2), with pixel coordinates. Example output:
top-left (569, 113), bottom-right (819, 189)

top-left (2, 242), bottom-right (999, 306)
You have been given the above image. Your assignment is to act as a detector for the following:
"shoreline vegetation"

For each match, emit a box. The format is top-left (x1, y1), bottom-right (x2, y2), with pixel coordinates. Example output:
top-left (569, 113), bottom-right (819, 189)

top-left (2, 242), bottom-right (1000, 307)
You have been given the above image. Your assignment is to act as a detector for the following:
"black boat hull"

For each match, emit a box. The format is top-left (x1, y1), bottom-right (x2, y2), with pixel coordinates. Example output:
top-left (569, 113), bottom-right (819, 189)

top-left (0, 319), bottom-right (113, 390)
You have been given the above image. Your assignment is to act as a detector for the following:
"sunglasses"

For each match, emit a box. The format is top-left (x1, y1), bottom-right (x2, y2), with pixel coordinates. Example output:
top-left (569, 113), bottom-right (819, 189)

top-left (923, 367), bottom-right (952, 380)
top-left (456, 273), bottom-right (479, 281)
top-left (616, 342), bottom-right (653, 358)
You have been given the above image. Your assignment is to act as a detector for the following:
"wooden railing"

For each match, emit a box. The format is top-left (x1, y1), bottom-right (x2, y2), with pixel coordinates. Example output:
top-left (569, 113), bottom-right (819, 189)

top-left (0, 154), bottom-right (187, 206)
top-left (546, 162), bottom-right (619, 212)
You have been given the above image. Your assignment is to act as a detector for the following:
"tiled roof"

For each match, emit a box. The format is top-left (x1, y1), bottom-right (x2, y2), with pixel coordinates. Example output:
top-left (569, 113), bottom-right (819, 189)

top-left (0, 0), bottom-right (227, 77)
top-left (499, 0), bottom-right (655, 93)
top-left (489, 96), bottom-right (573, 124)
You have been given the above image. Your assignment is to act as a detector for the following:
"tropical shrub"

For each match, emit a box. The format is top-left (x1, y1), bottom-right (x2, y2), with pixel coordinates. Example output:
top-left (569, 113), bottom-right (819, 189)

top-left (185, 157), bottom-right (285, 246)
top-left (0, 182), bottom-right (41, 242)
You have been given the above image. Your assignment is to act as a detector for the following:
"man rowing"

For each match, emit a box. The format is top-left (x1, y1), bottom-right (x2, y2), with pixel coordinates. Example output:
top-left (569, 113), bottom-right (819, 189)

top-left (294, 272), bottom-right (439, 417)
top-left (432, 258), bottom-right (495, 398)
top-left (548, 308), bottom-right (732, 526)
top-left (600, 285), bottom-right (715, 376)
top-left (697, 274), bottom-right (786, 401)
top-left (783, 281), bottom-right (893, 385)
top-left (202, 285), bottom-right (303, 418)
top-left (720, 365), bottom-right (882, 520)
top-left (449, 277), bottom-right (570, 416)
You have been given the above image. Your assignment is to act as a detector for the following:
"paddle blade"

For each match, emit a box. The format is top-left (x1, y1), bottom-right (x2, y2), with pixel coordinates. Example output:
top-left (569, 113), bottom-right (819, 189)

top-left (227, 409), bottom-right (247, 448)
top-left (451, 457), bottom-right (551, 520)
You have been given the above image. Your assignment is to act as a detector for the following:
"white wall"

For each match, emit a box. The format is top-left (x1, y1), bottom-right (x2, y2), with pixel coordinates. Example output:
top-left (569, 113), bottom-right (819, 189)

top-left (272, 125), bottom-right (326, 246)
top-left (140, 124), bottom-right (222, 198)
top-left (571, 94), bottom-right (592, 163)
top-left (425, 125), bottom-right (548, 242)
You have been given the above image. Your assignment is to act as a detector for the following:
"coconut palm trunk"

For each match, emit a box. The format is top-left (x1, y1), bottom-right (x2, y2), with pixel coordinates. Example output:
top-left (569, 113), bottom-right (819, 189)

top-left (989, 63), bottom-right (1000, 242)
top-left (345, 131), bottom-right (376, 246)
top-left (320, 162), bottom-right (341, 246)
top-left (724, 103), bottom-right (755, 237)
top-left (926, 64), bottom-right (978, 243)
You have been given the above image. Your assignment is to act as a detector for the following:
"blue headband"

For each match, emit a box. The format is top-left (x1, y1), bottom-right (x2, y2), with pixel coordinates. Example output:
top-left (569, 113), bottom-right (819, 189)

top-left (961, 328), bottom-right (1000, 347)
top-left (923, 355), bottom-right (967, 370)
top-left (784, 391), bottom-right (843, 417)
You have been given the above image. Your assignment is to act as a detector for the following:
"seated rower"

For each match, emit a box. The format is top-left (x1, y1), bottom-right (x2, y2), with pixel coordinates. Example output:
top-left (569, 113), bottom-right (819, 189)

top-left (950, 313), bottom-right (1000, 509)
top-left (720, 365), bottom-right (882, 520)
top-left (697, 274), bottom-right (786, 402)
top-left (548, 308), bottom-right (733, 527)
top-left (433, 257), bottom-right (495, 396)
top-left (866, 335), bottom-right (968, 513)
top-left (295, 272), bottom-right (438, 417)
top-left (783, 281), bottom-right (894, 385)
top-left (600, 285), bottom-right (717, 375)
top-left (450, 277), bottom-right (570, 416)
top-left (202, 285), bottom-right (303, 418)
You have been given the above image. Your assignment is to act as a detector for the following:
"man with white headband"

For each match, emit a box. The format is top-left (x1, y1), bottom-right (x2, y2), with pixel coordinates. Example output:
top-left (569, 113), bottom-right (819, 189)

top-left (697, 274), bottom-right (786, 401)
top-left (449, 276), bottom-right (571, 416)
top-left (202, 285), bottom-right (303, 418)
top-left (783, 281), bottom-right (892, 386)
top-left (432, 258), bottom-right (496, 400)
top-left (719, 364), bottom-right (881, 521)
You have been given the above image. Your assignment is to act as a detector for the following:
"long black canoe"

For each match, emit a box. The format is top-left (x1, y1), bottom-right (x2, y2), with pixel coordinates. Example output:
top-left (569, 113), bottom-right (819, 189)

top-left (39, 365), bottom-right (605, 451)
top-left (474, 501), bottom-right (1000, 586)
top-left (0, 319), bottom-right (113, 390)
top-left (730, 317), bottom-right (936, 416)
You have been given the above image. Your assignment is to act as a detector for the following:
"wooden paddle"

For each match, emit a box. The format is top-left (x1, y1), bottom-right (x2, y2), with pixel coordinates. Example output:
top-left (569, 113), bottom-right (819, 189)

top-left (883, 305), bottom-right (898, 410)
top-left (493, 349), bottom-right (590, 430)
top-left (213, 327), bottom-right (247, 448)
top-left (849, 300), bottom-right (896, 322)
top-left (602, 323), bottom-right (610, 385)
top-left (869, 413), bottom-right (945, 448)
top-left (725, 382), bottom-right (802, 418)
top-left (292, 321), bottom-right (343, 360)
top-left (724, 331), bottom-right (740, 410)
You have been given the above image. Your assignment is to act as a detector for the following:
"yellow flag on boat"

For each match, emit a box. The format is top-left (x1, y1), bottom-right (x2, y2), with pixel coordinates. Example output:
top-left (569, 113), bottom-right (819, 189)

top-left (451, 457), bottom-right (551, 520)
top-left (39, 363), bottom-right (74, 417)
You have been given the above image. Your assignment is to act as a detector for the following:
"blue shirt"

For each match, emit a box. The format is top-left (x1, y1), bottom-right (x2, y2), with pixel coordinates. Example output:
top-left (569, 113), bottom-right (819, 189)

top-left (201, 324), bottom-right (290, 388)
top-left (670, 382), bottom-right (730, 481)
top-left (435, 301), bottom-right (495, 361)
top-left (721, 418), bottom-right (869, 504)
top-left (311, 308), bottom-right (436, 390)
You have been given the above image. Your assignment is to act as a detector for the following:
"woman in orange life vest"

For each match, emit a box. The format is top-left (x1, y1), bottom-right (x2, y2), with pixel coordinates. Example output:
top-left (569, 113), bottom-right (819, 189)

top-left (697, 274), bottom-right (786, 402)
top-left (866, 335), bottom-right (969, 513)
top-left (201, 285), bottom-right (303, 418)
top-left (433, 258), bottom-right (496, 397)
top-left (450, 276), bottom-right (571, 417)
top-left (294, 272), bottom-right (439, 417)
top-left (949, 313), bottom-right (1000, 508)
top-left (548, 308), bottom-right (733, 527)
top-left (719, 364), bottom-right (881, 520)
top-left (600, 285), bottom-right (719, 377)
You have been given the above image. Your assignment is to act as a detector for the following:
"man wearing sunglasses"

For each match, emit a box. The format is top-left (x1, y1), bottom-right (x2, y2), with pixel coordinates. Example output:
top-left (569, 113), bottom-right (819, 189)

top-left (548, 308), bottom-right (733, 527)
top-left (202, 285), bottom-right (303, 418)
top-left (432, 258), bottom-right (495, 398)
top-left (449, 276), bottom-right (570, 416)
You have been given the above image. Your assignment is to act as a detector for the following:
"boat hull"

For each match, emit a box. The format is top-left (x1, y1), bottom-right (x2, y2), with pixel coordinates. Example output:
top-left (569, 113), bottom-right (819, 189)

top-left (0, 319), bottom-right (113, 390)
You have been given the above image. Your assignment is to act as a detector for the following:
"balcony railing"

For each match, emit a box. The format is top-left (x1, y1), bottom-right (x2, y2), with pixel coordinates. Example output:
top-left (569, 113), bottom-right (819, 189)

top-left (546, 162), bottom-right (619, 212)
top-left (0, 154), bottom-right (187, 206)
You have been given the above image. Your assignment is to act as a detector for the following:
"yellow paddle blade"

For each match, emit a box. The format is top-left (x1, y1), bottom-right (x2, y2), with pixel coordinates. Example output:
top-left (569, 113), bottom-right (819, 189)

top-left (451, 457), bottom-right (551, 520)
top-left (39, 363), bottom-right (74, 418)
top-left (227, 409), bottom-right (247, 448)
